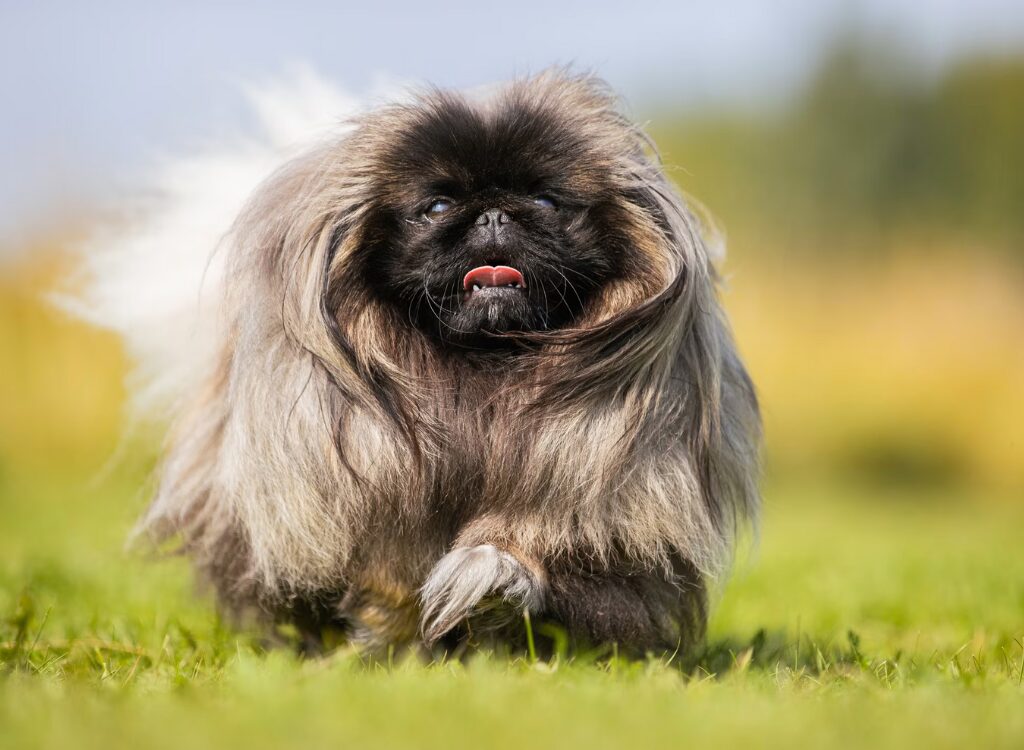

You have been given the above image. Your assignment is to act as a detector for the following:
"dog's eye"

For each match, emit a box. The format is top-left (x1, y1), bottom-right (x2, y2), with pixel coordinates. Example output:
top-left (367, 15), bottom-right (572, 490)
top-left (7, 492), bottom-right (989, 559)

top-left (425, 199), bottom-right (453, 218)
top-left (533, 195), bottom-right (557, 209)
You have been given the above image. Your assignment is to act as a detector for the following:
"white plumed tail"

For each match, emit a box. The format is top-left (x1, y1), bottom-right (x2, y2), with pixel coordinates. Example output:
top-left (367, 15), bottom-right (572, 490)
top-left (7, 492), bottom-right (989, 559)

top-left (59, 66), bottom-right (374, 418)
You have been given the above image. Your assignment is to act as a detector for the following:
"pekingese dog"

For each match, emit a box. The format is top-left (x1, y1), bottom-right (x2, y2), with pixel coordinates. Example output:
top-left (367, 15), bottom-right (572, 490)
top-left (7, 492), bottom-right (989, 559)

top-left (137, 70), bottom-right (761, 656)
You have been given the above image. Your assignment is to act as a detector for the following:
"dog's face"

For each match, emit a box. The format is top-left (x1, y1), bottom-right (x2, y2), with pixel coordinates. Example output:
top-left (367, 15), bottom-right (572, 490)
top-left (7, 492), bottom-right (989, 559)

top-left (359, 94), bottom-right (632, 347)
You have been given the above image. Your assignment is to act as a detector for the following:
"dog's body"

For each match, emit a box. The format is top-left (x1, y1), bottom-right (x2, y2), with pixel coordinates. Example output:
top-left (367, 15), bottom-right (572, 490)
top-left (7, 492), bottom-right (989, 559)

top-left (94, 71), bottom-right (760, 656)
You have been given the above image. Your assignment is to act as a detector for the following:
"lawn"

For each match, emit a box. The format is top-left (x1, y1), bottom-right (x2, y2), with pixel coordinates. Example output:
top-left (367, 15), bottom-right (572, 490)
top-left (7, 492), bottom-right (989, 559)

top-left (2, 467), bottom-right (1022, 750)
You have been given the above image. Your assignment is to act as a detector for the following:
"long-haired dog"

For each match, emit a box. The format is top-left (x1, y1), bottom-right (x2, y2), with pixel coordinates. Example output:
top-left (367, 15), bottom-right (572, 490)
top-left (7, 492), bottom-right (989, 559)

top-left (77, 69), bottom-right (760, 656)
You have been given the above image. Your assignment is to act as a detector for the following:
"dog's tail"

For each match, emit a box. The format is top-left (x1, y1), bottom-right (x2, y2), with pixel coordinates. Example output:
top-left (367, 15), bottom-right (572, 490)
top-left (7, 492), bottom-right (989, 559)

top-left (57, 66), bottom-right (368, 418)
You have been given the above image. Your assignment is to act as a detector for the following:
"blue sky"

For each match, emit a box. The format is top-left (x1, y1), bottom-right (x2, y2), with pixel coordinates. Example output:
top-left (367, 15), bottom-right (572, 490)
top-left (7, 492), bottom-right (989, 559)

top-left (2, 0), bottom-right (1023, 247)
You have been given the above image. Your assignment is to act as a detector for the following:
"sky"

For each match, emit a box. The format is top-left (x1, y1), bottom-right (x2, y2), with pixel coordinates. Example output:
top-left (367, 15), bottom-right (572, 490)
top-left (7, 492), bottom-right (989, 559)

top-left (2, 0), bottom-right (1024, 249)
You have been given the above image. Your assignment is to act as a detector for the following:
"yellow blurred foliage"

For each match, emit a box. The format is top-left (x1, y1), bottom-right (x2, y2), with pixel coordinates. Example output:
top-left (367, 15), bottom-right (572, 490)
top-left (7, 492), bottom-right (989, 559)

top-left (0, 248), bottom-right (126, 474)
top-left (725, 244), bottom-right (1024, 493)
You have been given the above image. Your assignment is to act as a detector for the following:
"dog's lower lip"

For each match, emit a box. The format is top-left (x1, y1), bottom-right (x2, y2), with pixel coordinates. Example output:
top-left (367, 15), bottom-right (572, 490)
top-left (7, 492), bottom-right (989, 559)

top-left (463, 286), bottom-right (525, 302)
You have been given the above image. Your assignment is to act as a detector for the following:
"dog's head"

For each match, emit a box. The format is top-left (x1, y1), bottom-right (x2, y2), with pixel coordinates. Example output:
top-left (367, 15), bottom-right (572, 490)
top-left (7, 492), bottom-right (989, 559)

top-left (306, 73), bottom-right (679, 351)
top-left (360, 88), bottom-right (638, 345)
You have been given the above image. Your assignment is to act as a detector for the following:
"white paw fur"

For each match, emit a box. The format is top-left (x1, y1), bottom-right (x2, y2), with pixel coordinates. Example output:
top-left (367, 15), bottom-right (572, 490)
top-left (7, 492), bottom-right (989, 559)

top-left (419, 544), bottom-right (545, 644)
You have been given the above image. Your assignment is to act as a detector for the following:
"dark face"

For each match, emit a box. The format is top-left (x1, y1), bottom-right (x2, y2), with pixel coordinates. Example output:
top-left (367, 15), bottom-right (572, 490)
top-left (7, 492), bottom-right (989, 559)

top-left (361, 95), bottom-right (629, 349)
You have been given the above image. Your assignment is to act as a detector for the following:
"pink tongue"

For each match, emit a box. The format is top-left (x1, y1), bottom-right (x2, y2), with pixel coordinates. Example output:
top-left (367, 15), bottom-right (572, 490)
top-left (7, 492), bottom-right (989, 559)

top-left (462, 265), bottom-right (526, 290)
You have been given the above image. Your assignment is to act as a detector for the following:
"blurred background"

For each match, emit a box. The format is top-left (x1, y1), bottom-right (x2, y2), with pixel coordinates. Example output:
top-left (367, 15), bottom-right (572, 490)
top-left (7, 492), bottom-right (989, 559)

top-left (1, 0), bottom-right (1022, 634)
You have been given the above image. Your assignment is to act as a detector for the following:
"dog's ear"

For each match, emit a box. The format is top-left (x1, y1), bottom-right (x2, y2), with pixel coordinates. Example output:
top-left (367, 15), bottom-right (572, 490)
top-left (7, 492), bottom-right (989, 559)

top-left (523, 166), bottom-right (712, 399)
top-left (223, 142), bottom-right (421, 449)
top-left (638, 171), bottom-right (761, 535)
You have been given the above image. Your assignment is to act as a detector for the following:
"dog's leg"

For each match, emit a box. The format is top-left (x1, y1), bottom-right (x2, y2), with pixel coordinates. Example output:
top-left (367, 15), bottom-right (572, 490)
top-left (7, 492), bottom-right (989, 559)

top-left (337, 575), bottom-right (422, 653)
top-left (541, 562), bottom-right (707, 656)
top-left (419, 541), bottom-right (705, 656)
top-left (419, 544), bottom-right (547, 645)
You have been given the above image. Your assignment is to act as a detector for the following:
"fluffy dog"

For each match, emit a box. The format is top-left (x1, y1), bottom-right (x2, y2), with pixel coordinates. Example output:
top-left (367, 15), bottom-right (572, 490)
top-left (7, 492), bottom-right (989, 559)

top-left (88, 70), bottom-right (760, 656)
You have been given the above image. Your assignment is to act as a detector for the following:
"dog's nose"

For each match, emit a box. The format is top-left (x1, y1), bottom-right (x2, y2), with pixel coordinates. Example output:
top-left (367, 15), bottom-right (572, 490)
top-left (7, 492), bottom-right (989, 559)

top-left (475, 208), bottom-right (511, 226)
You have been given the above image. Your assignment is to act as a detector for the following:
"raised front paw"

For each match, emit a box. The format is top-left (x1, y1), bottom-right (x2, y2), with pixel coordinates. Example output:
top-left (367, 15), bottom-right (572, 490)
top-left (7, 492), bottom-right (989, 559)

top-left (419, 544), bottom-right (545, 645)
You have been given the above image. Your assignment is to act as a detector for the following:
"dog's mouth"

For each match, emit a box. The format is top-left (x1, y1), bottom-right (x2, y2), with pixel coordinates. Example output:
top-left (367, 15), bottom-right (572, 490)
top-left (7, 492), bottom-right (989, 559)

top-left (462, 265), bottom-right (526, 302)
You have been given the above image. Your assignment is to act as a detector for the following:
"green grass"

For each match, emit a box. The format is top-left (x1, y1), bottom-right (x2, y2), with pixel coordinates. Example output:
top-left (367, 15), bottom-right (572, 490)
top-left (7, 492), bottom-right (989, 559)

top-left (1, 466), bottom-right (1023, 749)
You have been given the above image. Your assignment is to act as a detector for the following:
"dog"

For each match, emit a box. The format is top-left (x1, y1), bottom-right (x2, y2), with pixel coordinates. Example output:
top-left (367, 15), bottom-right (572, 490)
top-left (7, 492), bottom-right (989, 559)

top-left (81, 69), bottom-right (761, 656)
